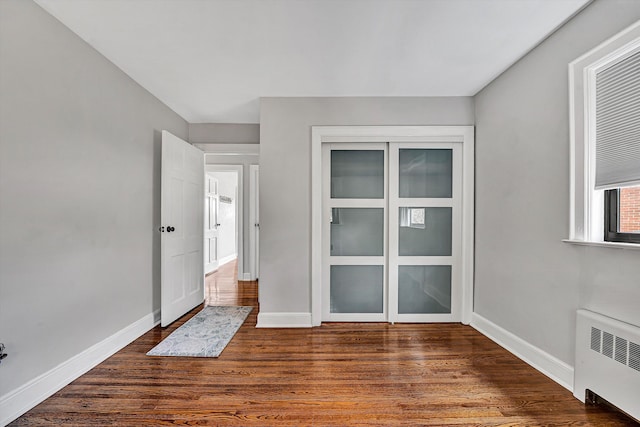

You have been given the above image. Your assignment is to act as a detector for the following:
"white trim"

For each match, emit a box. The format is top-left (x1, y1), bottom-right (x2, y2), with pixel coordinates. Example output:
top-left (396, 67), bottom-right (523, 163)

top-left (241, 272), bottom-right (252, 281)
top-left (311, 126), bottom-right (475, 327)
top-left (256, 312), bottom-right (312, 328)
top-left (562, 239), bottom-right (640, 250)
top-left (471, 312), bottom-right (574, 391)
top-left (311, 129), bottom-right (323, 326)
top-left (217, 253), bottom-right (237, 267)
top-left (0, 310), bottom-right (160, 426)
top-left (205, 164), bottom-right (244, 280)
top-left (460, 127), bottom-right (475, 325)
top-left (249, 165), bottom-right (260, 281)
top-left (196, 143), bottom-right (260, 156)
top-left (568, 20), bottom-right (640, 244)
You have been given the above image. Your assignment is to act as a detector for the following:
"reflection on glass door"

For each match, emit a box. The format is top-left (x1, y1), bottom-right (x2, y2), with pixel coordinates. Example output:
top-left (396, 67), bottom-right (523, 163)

top-left (322, 144), bottom-right (387, 322)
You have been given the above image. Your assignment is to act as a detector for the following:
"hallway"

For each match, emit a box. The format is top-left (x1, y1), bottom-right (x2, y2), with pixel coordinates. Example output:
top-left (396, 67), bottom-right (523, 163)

top-left (205, 259), bottom-right (258, 308)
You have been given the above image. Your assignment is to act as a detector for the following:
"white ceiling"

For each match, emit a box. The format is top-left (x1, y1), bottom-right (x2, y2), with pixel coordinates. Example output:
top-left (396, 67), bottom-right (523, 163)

top-left (35, 0), bottom-right (590, 124)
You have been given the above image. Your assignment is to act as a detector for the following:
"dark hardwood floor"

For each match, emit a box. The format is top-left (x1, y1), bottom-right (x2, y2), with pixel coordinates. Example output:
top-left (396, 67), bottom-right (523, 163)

top-left (11, 261), bottom-right (636, 426)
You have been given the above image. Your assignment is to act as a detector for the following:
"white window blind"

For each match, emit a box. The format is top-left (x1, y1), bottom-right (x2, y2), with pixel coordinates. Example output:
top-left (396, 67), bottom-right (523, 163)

top-left (595, 49), bottom-right (640, 190)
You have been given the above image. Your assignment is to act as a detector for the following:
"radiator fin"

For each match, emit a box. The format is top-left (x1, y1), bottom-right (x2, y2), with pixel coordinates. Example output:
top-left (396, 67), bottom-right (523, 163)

top-left (630, 342), bottom-right (640, 372)
top-left (602, 332), bottom-right (614, 358)
top-left (589, 326), bottom-right (640, 374)
top-left (614, 336), bottom-right (628, 365)
top-left (591, 327), bottom-right (601, 352)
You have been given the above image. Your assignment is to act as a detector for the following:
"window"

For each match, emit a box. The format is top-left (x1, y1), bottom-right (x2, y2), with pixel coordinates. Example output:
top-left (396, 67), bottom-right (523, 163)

top-left (595, 47), bottom-right (640, 243)
top-left (568, 21), bottom-right (640, 247)
top-left (604, 186), bottom-right (640, 244)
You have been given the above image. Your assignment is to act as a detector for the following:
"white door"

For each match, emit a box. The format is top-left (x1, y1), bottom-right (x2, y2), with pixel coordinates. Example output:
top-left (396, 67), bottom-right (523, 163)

top-left (321, 141), bottom-right (462, 323)
top-left (388, 142), bottom-right (462, 323)
top-left (161, 131), bottom-right (204, 327)
top-left (249, 165), bottom-right (260, 280)
top-left (322, 143), bottom-right (388, 322)
top-left (204, 175), bottom-right (220, 274)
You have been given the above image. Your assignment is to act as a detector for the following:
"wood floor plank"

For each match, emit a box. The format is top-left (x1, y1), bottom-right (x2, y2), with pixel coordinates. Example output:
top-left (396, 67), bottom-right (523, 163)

top-left (10, 261), bottom-right (637, 426)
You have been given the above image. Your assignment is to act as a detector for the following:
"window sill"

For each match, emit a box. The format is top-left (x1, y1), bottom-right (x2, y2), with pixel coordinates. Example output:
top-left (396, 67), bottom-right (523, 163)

top-left (562, 239), bottom-right (640, 250)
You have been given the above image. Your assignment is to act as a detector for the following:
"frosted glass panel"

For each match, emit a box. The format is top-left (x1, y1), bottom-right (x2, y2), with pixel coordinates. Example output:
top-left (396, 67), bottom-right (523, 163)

top-left (331, 208), bottom-right (384, 256)
top-left (399, 149), bottom-right (452, 198)
top-left (330, 265), bottom-right (383, 313)
top-left (399, 207), bottom-right (451, 256)
top-left (331, 150), bottom-right (384, 199)
top-left (398, 266), bottom-right (451, 314)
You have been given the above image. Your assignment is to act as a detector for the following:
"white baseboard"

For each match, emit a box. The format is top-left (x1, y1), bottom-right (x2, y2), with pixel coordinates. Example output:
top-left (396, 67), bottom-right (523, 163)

top-left (218, 254), bottom-right (237, 267)
top-left (0, 310), bottom-right (160, 426)
top-left (471, 312), bottom-right (574, 391)
top-left (256, 312), bottom-right (312, 328)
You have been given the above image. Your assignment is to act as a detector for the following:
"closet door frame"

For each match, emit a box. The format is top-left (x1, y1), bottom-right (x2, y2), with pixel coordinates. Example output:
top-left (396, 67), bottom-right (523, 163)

top-left (311, 126), bottom-right (475, 327)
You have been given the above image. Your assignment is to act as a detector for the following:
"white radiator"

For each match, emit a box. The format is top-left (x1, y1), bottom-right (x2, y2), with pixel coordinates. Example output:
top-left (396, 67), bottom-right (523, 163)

top-left (574, 309), bottom-right (640, 421)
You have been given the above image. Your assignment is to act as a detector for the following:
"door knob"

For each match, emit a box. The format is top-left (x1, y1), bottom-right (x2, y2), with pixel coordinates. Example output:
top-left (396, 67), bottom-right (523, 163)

top-left (216, 223), bottom-right (221, 227)
top-left (167, 226), bottom-right (175, 232)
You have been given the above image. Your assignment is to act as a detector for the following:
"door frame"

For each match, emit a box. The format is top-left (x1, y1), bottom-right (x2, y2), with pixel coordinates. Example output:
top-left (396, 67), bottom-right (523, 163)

top-left (249, 164), bottom-right (260, 281)
top-left (311, 126), bottom-right (475, 327)
top-left (200, 144), bottom-right (259, 281)
top-left (205, 164), bottom-right (243, 278)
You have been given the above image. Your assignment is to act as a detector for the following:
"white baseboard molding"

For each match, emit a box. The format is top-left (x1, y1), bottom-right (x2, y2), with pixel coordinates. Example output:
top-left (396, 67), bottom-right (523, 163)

top-left (218, 254), bottom-right (237, 267)
top-left (256, 312), bottom-right (312, 328)
top-left (0, 310), bottom-right (160, 426)
top-left (470, 312), bottom-right (574, 391)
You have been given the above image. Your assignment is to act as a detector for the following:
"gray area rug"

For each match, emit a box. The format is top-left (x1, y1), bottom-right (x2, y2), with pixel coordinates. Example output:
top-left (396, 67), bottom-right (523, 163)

top-left (147, 306), bottom-right (252, 357)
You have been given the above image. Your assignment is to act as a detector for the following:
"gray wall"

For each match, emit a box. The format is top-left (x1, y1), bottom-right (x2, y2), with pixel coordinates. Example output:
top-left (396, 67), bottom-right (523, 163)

top-left (474, 0), bottom-right (640, 366)
top-left (0, 0), bottom-right (188, 395)
top-left (259, 97), bottom-right (474, 314)
top-left (189, 123), bottom-right (260, 144)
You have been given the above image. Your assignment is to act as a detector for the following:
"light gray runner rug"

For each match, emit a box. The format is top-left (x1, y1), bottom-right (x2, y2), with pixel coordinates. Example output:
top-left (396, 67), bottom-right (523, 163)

top-left (147, 306), bottom-right (252, 357)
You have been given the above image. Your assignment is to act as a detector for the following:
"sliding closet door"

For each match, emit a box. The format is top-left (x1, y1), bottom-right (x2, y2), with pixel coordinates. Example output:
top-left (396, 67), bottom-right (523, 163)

top-left (388, 142), bottom-right (462, 323)
top-left (322, 143), bottom-right (388, 322)
top-left (322, 140), bottom-right (462, 323)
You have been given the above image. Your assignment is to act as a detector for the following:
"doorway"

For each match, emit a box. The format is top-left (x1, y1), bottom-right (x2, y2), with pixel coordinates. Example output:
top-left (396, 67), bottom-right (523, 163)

top-left (200, 145), bottom-right (259, 282)
top-left (311, 126), bottom-right (475, 326)
top-left (204, 165), bottom-right (243, 277)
